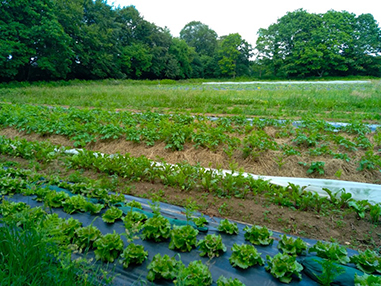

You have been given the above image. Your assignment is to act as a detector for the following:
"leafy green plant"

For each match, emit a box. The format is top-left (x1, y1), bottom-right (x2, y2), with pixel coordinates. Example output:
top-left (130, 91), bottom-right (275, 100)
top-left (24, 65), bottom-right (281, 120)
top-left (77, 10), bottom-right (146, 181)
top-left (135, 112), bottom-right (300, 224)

top-left (126, 200), bottom-right (143, 209)
top-left (218, 219), bottom-right (239, 235)
top-left (216, 276), bottom-right (245, 286)
top-left (84, 202), bottom-right (104, 215)
top-left (174, 260), bottom-right (212, 286)
top-left (369, 203), bottom-right (381, 223)
top-left (277, 234), bottom-right (308, 256)
top-left (309, 241), bottom-right (350, 264)
top-left (169, 225), bottom-right (199, 252)
top-left (94, 231), bottom-right (124, 263)
top-left (350, 249), bottom-right (381, 274)
top-left (122, 210), bottom-right (147, 224)
top-left (307, 161), bottom-right (325, 175)
top-left (62, 195), bottom-right (88, 214)
top-left (119, 243), bottom-right (148, 268)
top-left (354, 273), bottom-right (381, 285)
top-left (142, 215), bottom-right (171, 242)
top-left (348, 200), bottom-right (370, 219)
top-left (243, 225), bottom-right (274, 246)
top-left (197, 234), bottom-right (227, 258)
top-left (44, 191), bottom-right (70, 208)
top-left (193, 215), bottom-right (208, 228)
top-left (102, 206), bottom-right (123, 223)
top-left (74, 225), bottom-right (102, 251)
top-left (147, 254), bottom-right (184, 282)
top-left (229, 243), bottom-right (264, 269)
top-left (265, 253), bottom-right (303, 284)
top-left (314, 258), bottom-right (345, 286)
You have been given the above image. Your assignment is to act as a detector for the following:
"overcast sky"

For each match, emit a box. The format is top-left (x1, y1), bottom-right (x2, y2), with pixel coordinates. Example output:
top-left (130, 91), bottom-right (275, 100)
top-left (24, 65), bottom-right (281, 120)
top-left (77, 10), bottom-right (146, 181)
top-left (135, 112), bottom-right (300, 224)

top-left (107, 0), bottom-right (381, 46)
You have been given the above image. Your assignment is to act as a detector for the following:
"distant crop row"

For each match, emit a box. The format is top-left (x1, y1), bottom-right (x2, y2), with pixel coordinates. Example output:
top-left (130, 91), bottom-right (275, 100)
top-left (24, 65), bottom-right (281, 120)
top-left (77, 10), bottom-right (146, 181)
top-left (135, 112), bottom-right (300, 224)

top-left (0, 104), bottom-right (380, 174)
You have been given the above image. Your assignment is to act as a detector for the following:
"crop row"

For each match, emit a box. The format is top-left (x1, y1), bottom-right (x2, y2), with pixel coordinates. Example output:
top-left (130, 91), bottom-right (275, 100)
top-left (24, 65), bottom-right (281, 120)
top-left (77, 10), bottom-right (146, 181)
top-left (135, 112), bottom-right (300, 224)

top-left (1, 180), bottom-right (381, 285)
top-left (1, 136), bottom-right (380, 224)
top-left (0, 104), bottom-right (380, 174)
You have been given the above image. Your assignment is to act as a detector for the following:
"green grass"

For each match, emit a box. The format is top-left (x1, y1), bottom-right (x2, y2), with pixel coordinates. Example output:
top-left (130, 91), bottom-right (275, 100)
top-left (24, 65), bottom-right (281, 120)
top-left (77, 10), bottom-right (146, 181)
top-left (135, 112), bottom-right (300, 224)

top-left (0, 79), bottom-right (381, 121)
top-left (0, 214), bottom-right (112, 286)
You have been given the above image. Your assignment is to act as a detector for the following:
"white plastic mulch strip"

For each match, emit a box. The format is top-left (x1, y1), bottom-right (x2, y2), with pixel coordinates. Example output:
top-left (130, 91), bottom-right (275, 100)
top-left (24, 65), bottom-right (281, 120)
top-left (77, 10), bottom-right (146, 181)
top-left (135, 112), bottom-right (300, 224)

top-left (203, 80), bottom-right (371, 85)
top-left (62, 148), bottom-right (381, 205)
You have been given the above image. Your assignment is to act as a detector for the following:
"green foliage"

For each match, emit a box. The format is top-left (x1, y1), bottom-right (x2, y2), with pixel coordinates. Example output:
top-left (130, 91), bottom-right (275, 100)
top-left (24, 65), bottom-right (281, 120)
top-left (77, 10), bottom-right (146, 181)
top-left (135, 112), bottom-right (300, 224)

top-left (142, 215), bottom-right (171, 242)
top-left (277, 235), bottom-right (308, 256)
top-left (309, 241), bottom-right (350, 264)
top-left (218, 219), bottom-right (239, 235)
top-left (243, 225), bottom-right (274, 246)
top-left (193, 215), bottom-right (208, 228)
top-left (348, 200), bottom-right (370, 219)
top-left (216, 276), bottom-right (246, 286)
top-left (369, 203), bottom-right (381, 223)
top-left (147, 254), bottom-right (184, 282)
top-left (307, 161), bottom-right (325, 175)
top-left (314, 258), bottom-right (345, 286)
top-left (174, 260), bottom-right (212, 286)
top-left (94, 231), bottom-right (124, 263)
top-left (62, 195), bottom-right (88, 214)
top-left (102, 206), bottom-right (123, 223)
top-left (229, 243), bottom-right (264, 269)
top-left (74, 225), bottom-right (102, 251)
top-left (265, 253), bottom-right (303, 284)
top-left (169, 225), bottom-right (199, 252)
top-left (197, 234), bottom-right (227, 258)
top-left (122, 210), bottom-right (147, 224)
top-left (44, 191), bottom-right (70, 208)
top-left (354, 273), bottom-right (381, 286)
top-left (119, 243), bottom-right (148, 268)
top-left (126, 200), bottom-right (143, 210)
top-left (350, 249), bottom-right (381, 274)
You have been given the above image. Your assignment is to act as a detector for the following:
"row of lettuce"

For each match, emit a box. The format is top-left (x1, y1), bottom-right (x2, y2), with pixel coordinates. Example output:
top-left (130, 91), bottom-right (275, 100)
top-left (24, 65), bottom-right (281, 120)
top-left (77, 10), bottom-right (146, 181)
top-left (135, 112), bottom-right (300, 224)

top-left (0, 104), bottom-right (380, 175)
top-left (1, 135), bottom-right (380, 222)
top-left (1, 165), bottom-right (380, 285)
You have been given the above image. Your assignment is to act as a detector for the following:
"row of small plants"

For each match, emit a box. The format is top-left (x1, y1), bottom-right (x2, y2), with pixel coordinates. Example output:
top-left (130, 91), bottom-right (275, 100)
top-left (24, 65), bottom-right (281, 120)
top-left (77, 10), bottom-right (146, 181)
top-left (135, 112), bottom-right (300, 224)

top-left (1, 136), bottom-right (380, 224)
top-left (1, 189), bottom-right (381, 285)
top-left (0, 104), bottom-right (380, 174)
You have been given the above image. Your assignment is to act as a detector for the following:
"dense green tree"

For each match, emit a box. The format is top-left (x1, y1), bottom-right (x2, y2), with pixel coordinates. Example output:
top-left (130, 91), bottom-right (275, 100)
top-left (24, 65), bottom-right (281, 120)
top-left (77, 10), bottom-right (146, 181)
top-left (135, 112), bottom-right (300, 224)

top-left (255, 9), bottom-right (381, 78)
top-left (180, 21), bottom-right (218, 57)
top-left (0, 0), bottom-right (73, 81)
top-left (217, 33), bottom-right (252, 78)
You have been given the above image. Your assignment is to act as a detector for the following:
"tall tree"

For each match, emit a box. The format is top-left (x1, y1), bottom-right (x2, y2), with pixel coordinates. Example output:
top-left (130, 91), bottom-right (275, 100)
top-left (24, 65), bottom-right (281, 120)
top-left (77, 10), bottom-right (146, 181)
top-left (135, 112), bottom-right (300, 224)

top-left (217, 33), bottom-right (252, 78)
top-left (0, 0), bottom-right (72, 81)
top-left (180, 21), bottom-right (218, 57)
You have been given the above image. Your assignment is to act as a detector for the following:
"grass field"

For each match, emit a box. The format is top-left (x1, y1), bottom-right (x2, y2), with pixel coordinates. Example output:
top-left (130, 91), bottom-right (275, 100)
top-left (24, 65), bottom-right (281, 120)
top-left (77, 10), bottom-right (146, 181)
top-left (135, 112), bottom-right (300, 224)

top-left (1, 79), bottom-right (381, 121)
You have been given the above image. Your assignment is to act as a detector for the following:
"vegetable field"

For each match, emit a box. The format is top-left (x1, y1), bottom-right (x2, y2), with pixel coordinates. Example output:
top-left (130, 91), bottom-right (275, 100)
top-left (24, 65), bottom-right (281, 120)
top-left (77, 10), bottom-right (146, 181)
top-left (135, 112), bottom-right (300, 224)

top-left (1, 80), bottom-right (381, 285)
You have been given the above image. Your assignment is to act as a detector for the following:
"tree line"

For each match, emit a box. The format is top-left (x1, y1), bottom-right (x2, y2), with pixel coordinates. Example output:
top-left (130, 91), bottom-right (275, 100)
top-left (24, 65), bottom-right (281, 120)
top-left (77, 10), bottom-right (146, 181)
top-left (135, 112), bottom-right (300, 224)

top-left (0, 1), bottom-right (380, 82)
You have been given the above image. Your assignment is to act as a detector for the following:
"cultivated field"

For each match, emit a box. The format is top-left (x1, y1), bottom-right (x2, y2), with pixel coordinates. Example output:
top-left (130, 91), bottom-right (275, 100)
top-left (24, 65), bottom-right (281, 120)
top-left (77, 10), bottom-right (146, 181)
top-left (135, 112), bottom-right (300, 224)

top-left (1, 79), bottom-right (380, 285)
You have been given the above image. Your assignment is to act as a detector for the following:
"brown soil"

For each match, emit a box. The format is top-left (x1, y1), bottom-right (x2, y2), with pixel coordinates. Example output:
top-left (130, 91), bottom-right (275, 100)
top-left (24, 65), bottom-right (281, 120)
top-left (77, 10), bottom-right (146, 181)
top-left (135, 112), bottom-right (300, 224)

top-left (1, 153), bottom-right (380, 251)
top-left (1, 127), bottom-right (380, 184)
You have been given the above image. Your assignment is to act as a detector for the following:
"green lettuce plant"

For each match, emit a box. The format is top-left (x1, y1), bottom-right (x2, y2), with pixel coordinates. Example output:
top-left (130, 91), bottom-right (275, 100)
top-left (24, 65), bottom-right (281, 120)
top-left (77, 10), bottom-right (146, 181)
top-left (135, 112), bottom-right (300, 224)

top-left (119, 243), bottom-right (148, 268)
top-left (169, 225), bottom-right (199, 252)
top-left (243, 225), bottom-right (274, 246)
top-left (354, 273), bottom-right (381, 285)
top-left (94, 231), bottom-right (124, 263)
top-left (309, 241), bottom-right (349, 264)
top-left (102, 206), bottom-right (123, 223)
top-left (350, 249), bottom-right (381, 274)
top-left (142, 215), bottom-right (171, 242)
top-left (197, 234), bottom-right (226, 258)
top-left (218, 219), bottom-right (239, 235)
top-left (277, 234), bottom-right (307, 256)
top-left (265, 253), bottom-right (303, 283)
top-left (174, 260), bottom-right (212, 286)
top-left (147, 254), bottom-right (184, 282)
top-left (74, 225), bottom-right (102, 251)
top-left (216, 276), bottom-right (245, 286)
top-left (229, 243), bottom-right (264, 269)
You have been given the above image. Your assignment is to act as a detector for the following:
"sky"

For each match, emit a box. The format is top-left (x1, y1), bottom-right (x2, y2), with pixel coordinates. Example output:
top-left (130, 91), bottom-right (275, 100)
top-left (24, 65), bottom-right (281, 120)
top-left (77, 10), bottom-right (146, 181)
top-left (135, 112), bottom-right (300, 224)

top-left (107, 0), bottom-right (381, 47)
